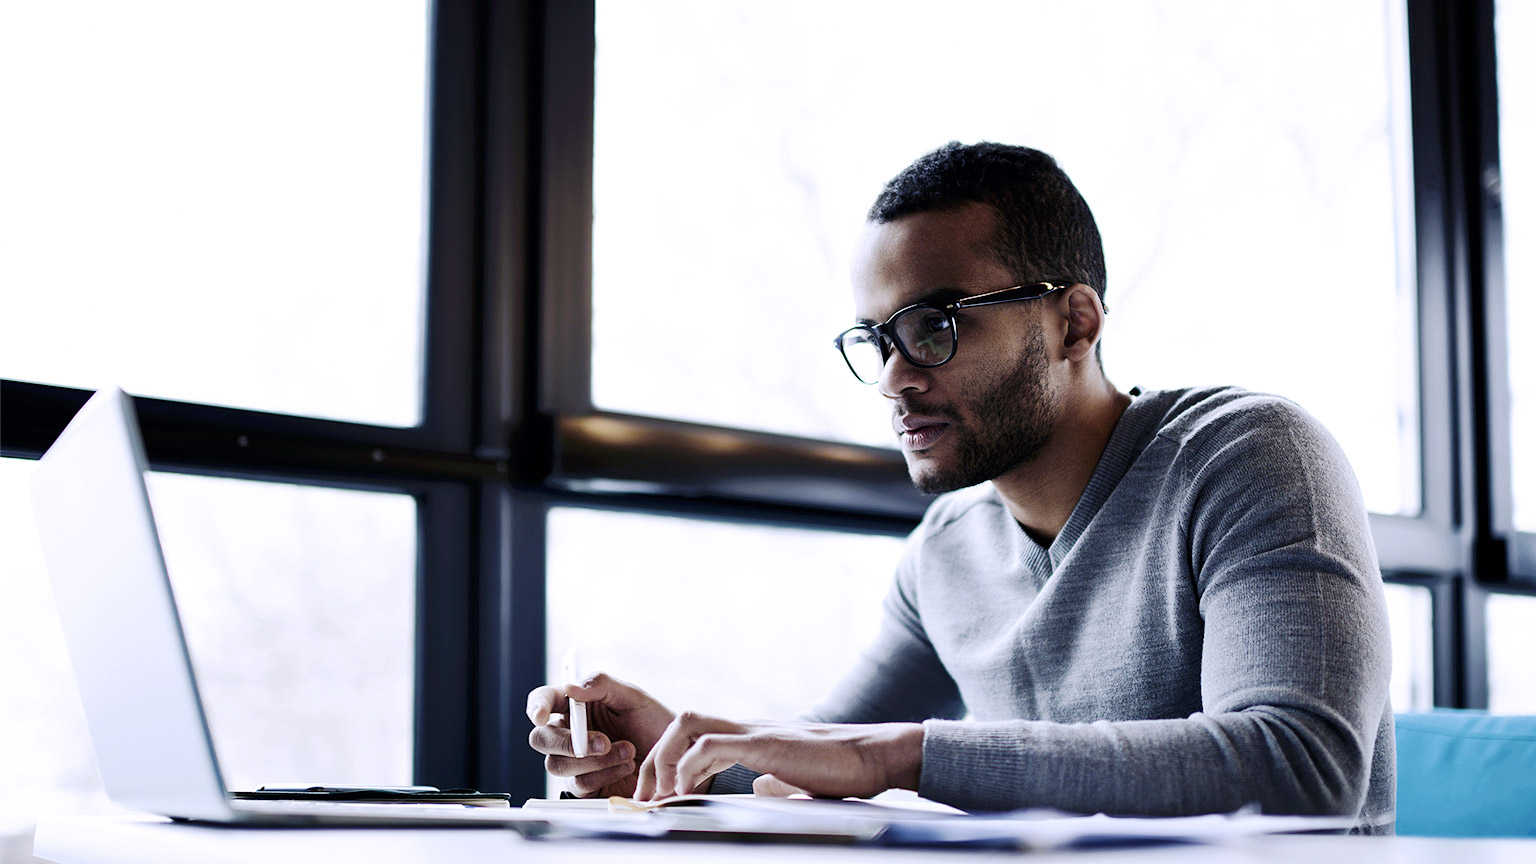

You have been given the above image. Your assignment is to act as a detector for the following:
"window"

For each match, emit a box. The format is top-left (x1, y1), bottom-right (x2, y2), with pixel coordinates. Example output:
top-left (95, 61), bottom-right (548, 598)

top-left (590, 0), bottom-right (1419, 517)
top-left (1495, 0), bottom-right (1533, 533)
top-left (1383, 582), bottom-right (1434, 712)
top-left (0, 1), bottom-right (431, 427)
top-left (0, 0), bottom-right (479, 819)
top-left (546, 508), bottom-right (902, 721)
top-left (0, 458), bottom-right (110, 817)
top-left (1486, 593), bottom-right (1536, 713)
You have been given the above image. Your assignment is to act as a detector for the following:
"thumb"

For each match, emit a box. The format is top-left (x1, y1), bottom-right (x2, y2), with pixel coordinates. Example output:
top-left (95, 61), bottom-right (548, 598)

top-left (752, 774), bottom-right (811, 798)
top-left (568, 672), bottom-right (649, 709)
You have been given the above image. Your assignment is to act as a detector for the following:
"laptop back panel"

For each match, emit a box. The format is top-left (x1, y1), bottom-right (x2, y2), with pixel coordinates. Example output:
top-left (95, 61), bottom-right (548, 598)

top-left (30, 387), bottom-right (236, 821)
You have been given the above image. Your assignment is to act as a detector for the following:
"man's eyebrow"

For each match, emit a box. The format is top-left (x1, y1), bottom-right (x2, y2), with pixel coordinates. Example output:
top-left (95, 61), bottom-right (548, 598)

top-left (918, 286), bottom-right (974, 305)
top-left (858, 287), bottom-right (974, 324)
top-left (900, 286), bottom-right (975, 311)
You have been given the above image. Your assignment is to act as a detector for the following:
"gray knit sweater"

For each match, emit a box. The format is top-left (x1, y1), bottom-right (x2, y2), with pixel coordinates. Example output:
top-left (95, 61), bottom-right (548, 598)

top-left (722, 387), bottom-right (1395, 833)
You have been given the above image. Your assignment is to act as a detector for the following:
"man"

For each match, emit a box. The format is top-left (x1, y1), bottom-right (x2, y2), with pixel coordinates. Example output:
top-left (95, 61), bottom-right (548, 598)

top-left (527, 142), bottom-right (1394, 833)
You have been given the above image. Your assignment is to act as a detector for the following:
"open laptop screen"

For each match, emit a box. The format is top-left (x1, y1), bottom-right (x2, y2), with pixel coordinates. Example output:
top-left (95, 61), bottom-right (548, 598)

top-left (30, 387), bottom-right (236, 821)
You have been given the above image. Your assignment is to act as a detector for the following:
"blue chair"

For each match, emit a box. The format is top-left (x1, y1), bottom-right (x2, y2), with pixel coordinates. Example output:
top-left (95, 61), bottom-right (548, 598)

top-left (1395, 711), bottom-right (1536, 836)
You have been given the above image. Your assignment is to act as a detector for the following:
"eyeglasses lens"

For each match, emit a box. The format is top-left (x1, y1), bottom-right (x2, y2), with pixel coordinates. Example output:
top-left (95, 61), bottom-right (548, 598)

top-left (839, 328), bottom-right (886, 384)
top-left (837, 308), bottom-right (956, 384)
top-left (893, 308), bottom-right (954, 365)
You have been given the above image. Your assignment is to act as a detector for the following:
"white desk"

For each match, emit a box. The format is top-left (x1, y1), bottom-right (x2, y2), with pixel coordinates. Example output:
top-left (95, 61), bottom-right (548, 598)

top-left (32, 816), bottom-right (1536, 864)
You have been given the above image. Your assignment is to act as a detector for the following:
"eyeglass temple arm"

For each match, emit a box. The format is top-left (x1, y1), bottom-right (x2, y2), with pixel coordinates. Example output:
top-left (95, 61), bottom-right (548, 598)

top-left (951, 282), bottom-right (1065, 309)
top-left (952, 282), bottom-right (1108, 315)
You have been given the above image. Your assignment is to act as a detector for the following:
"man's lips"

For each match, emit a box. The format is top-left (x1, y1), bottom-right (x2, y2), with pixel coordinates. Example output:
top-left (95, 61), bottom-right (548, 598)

top-left (895, 414), bottom-right (950, 451)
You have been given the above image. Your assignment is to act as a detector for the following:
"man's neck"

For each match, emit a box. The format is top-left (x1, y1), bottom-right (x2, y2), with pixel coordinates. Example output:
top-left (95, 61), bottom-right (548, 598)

top-left (992, 382), bottom-right (1133, 547)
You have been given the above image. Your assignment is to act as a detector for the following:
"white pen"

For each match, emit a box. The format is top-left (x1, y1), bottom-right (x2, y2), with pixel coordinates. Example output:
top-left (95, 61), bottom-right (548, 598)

top-left (562, 650), bottom-right (589, 757)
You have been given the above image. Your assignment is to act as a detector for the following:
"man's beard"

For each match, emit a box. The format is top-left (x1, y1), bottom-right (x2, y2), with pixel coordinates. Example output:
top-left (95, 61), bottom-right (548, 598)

top-left (904, 328), bottom-right (1056, 495)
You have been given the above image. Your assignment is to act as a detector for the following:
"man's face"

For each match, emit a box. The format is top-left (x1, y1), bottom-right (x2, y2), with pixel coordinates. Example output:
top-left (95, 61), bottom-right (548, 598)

top-left (850, 203), bottom-right (1059, 494)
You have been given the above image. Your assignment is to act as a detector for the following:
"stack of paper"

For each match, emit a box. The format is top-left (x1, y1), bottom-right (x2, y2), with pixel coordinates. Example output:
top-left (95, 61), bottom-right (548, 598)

top-left (519, 793), bottom-right (1355, 849)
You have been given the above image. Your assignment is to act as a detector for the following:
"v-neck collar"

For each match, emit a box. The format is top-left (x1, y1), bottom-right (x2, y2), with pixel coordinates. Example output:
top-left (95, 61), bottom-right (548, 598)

top-left (1010, 390), bottom-right (1169, 579)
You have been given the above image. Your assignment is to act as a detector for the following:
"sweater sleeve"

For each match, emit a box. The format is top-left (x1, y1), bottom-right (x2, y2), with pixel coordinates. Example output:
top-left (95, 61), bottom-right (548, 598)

top-left (918, 402), bottom-right (1393, 828)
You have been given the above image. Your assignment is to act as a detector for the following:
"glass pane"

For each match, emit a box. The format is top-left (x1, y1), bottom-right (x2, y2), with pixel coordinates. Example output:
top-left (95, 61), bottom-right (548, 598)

top-left (1496, 0), bottom-right (1535, 531)
top-left (590, 0), bottom-right (1419, 516)
top-left (0, 1), bottom-right (429, 427)
top-left (1487, 593), bottom-right (1536, 714)
top-left (0, 458), bottom-right (416, 823)
top-left (546, 508), bottom-right (902, 722)
top-left (1383, 582), bottom-right (1433, 712)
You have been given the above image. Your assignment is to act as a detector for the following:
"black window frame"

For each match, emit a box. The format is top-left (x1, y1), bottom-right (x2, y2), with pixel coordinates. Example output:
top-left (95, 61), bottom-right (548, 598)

top-left (2, 0), bottom-right (1530, 800)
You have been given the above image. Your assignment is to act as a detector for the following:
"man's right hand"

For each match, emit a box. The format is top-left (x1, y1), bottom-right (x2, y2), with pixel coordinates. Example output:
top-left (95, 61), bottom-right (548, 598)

top-left (526, 672), bottom-right (676, 799)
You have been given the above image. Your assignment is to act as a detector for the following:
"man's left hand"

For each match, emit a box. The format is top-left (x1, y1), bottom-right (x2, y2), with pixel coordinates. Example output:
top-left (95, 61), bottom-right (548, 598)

top-left (632, 713), bottom-right (925, 801)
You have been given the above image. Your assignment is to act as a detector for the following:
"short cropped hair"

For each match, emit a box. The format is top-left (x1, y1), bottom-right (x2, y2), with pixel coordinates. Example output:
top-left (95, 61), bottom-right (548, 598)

top-left (868, 142), bottom-right (1107, 304)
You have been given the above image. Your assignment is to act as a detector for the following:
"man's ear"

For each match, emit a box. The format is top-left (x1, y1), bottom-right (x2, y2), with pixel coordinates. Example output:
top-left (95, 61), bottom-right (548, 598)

top-left (1061, 284), bottom-right (1105, 363)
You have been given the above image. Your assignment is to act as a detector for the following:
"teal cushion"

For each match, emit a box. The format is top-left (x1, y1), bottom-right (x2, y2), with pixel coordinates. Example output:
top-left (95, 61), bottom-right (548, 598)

top-left (1395, 711), bottom-right (1536, 837)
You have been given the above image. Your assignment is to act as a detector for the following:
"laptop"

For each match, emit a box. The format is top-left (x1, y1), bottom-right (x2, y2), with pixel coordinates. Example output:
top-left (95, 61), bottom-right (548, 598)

top-left (29, 387), bottom-right (538, 827)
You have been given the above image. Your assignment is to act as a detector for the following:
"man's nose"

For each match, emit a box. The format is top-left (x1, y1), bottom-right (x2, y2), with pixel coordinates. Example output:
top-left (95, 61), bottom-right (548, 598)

top-left (877, 349), bottom-right (929, 398)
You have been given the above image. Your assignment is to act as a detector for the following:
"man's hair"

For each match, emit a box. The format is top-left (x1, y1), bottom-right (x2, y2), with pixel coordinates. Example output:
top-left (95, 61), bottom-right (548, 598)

top-left (868, 142), bottom-right (1107, 304)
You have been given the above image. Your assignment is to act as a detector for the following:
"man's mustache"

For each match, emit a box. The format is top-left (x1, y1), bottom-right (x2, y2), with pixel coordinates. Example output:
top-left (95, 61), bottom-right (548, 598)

top-left (892, 399), bottom-right (958, 423)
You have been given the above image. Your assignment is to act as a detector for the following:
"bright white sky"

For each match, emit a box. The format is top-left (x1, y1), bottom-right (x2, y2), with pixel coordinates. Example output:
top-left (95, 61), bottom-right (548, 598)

top-left (0, 1), bottom-right (429, 427)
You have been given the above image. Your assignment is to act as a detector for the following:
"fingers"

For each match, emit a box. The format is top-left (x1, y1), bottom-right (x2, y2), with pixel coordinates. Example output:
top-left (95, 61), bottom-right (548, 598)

top-left (563, 749), bottom-right (639, 797)
top-left (674, 733), bottom-right (751, 795)
top-left (526, 672), bottom-right (679, 799)
top-left (542, 738), bottom-right (638, 794)
top-left (753, 774), bottom-right (810, 798)
top-left (525, 684), bottom-right (567, 726)
top-left (635, 711), bottom-right (745, 801)
top-left (641, 719), bottom-right (926, 802)
top-left (528, 719), bottom-right (611, 760)
top-left (564, 671), bottom-right (650, 710)
top-left (530, 720), bottom-right (638, 798)
top-left (527, 672), bottom-right (653, 727)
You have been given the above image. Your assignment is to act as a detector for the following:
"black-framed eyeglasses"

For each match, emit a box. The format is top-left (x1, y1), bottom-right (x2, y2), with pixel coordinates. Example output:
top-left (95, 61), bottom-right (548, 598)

top-left (833, 282), bottom-right (1084, 385)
